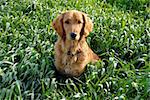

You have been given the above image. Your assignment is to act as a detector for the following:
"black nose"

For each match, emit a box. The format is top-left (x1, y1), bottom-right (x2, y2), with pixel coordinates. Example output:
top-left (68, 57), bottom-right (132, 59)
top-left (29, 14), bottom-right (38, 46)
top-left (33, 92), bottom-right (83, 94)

top-left (70, 32), bottom-right (77, 39)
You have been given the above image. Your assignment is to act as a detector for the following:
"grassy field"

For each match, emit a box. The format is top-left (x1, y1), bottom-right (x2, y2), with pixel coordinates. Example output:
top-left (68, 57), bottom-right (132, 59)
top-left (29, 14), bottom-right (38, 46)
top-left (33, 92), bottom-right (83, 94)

top-left (0, 0), bottom-right (150, 99)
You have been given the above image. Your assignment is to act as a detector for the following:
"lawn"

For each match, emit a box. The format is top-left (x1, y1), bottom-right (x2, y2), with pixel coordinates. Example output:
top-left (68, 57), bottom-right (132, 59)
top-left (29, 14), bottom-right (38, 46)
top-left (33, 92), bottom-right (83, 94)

top-left (0, 0), bottom-right (150, 99)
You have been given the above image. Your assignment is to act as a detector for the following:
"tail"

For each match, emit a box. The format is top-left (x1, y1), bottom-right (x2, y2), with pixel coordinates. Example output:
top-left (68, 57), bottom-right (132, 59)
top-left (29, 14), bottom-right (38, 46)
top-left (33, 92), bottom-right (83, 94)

top-left (92, 52), bottom-right (100, 63)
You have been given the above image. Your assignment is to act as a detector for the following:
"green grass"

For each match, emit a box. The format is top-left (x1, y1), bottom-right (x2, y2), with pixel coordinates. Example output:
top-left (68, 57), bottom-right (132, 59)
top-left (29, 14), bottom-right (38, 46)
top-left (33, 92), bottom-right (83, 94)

top-left (0, 0), bottom-right (150, 99)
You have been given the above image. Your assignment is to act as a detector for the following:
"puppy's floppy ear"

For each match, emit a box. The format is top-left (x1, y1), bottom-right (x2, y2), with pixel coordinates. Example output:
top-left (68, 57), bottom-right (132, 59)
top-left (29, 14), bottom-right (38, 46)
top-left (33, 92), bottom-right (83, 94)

top-left (52, 13), bottom-right (65, 38)
top-left (82, 13), bottom-right (93, 37)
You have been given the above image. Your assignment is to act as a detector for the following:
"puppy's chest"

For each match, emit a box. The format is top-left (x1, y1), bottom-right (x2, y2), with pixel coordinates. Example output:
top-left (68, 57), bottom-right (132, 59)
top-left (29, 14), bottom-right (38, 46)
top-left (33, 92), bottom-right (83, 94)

top-left (62, 50), bottom-right (84, 65)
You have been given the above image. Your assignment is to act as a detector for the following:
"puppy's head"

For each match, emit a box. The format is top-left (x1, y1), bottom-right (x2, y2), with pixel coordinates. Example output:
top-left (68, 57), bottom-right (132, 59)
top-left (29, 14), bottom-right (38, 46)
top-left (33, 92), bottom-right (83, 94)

top-left (52, 10), bottom-right (93, 41)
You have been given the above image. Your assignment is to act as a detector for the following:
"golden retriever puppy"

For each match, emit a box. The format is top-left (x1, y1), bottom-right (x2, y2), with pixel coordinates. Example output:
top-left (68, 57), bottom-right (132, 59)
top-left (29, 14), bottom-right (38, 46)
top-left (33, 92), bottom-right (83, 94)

top-left (52, 10), bottom-right (99, 77)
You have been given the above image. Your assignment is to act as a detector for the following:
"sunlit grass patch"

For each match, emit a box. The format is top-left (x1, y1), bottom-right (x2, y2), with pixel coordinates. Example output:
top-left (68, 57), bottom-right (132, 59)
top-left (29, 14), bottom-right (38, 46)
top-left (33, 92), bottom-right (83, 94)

top-left (0, 0), bottom-right (149, 99)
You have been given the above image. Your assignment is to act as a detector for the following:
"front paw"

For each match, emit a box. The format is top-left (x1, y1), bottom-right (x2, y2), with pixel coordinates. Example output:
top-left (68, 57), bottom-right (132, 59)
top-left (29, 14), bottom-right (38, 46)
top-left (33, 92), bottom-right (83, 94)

top-left (64, 68), bottom-right (71, 74)
top-left (64, 68), bottom-right (80, 77)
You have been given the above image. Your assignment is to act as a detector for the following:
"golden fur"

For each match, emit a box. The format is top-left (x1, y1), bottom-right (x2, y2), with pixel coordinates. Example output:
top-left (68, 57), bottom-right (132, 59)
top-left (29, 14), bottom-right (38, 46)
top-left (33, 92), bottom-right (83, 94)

top-left (52, 10), bottom-right (99, 77)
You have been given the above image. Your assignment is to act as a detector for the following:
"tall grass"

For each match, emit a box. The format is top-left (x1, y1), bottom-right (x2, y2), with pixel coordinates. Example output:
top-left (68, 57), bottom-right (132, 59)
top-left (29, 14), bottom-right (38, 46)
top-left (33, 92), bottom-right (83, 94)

top-left (0, 0), bottom-right (149, 99)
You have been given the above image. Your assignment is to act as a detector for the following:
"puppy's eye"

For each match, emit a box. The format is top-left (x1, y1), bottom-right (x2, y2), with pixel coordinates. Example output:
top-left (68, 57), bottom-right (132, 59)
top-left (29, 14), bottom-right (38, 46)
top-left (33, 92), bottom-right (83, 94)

top-left (78, 20), bottom-right (82, 24)
top-left (65, 20), bottom-right (70, 24)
